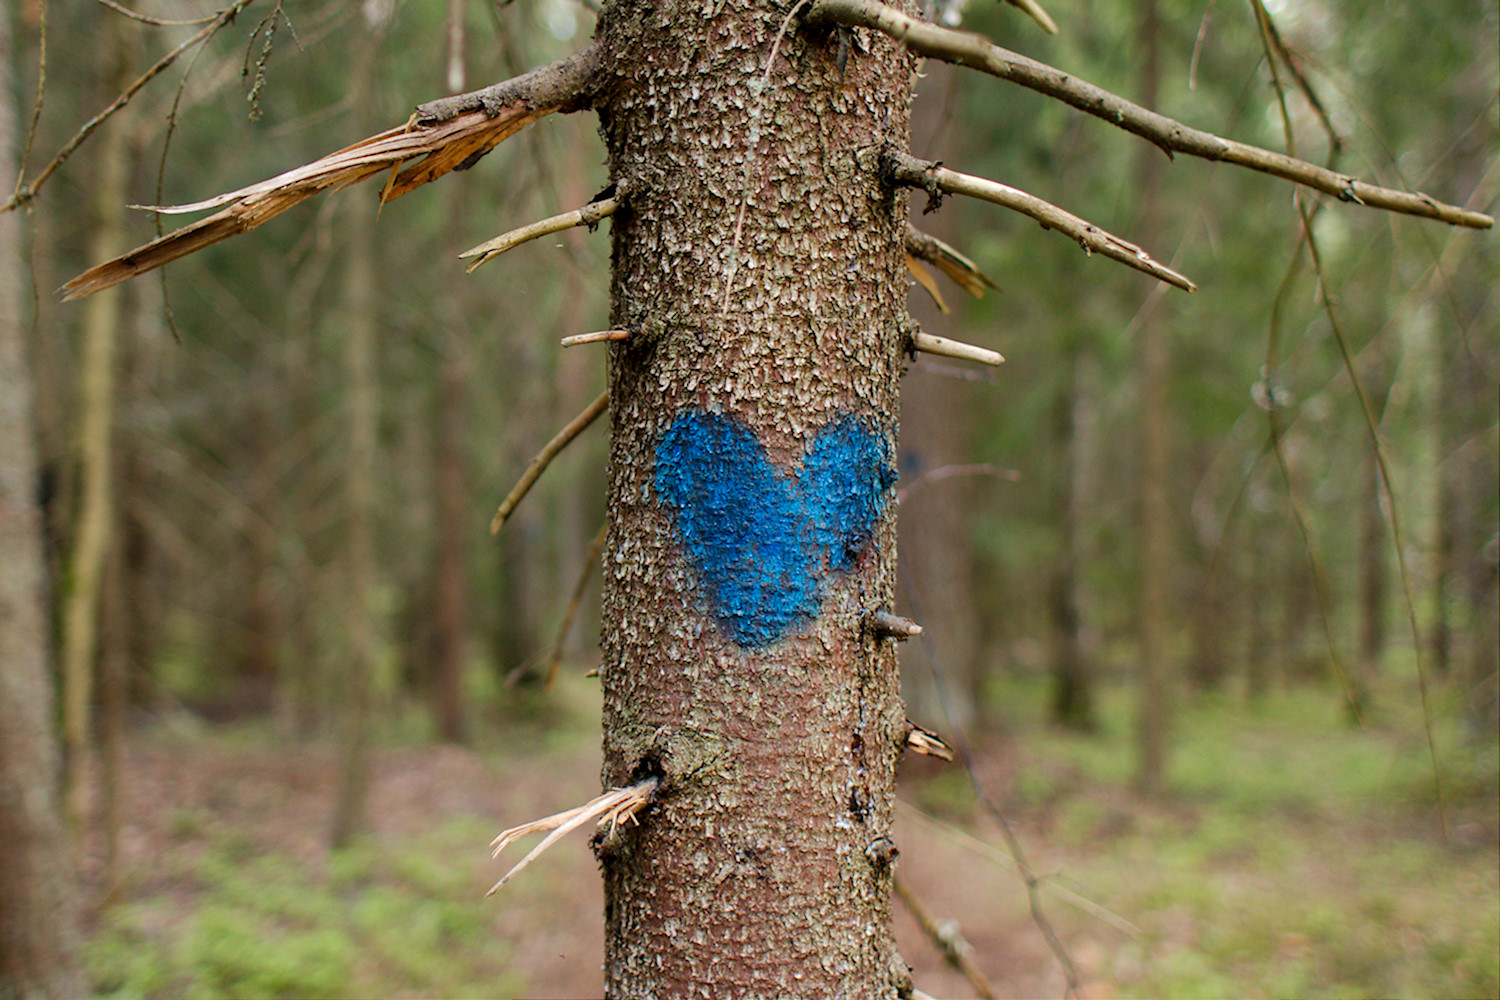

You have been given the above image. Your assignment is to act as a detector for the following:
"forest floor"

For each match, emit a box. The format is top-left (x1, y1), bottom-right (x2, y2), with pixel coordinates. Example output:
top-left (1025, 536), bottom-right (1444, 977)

top-left (83, 669), bottom-right (1498, 999)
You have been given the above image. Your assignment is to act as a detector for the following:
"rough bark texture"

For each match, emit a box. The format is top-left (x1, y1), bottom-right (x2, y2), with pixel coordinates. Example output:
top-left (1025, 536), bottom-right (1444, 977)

top-left (0, 2), bottom-right (85, 993)
top-left (594, 4), bottom-right (916, 996)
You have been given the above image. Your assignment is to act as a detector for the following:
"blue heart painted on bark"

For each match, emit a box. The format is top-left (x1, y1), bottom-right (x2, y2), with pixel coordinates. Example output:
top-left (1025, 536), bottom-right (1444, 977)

top-left (655, 410), bottom-right (895, 648)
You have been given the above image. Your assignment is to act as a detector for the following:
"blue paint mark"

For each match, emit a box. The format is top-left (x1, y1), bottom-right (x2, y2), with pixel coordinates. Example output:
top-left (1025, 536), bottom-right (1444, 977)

top-left (655, 410), bottom-right (895, 647)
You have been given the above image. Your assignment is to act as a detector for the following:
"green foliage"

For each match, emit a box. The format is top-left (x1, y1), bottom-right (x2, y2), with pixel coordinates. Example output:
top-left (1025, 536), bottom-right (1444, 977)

top-left (88, 820), bottom-right (524, 999)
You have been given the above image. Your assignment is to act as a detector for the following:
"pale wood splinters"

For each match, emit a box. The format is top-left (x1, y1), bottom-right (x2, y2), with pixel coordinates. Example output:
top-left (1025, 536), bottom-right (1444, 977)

top-left (491, 391), bottom-right (609, 534)
top-left (891, 150), bottom-right (1197, 291)
top-left (487, 778), bottom-right (658, 896)
top-left (912, 331), bottom-right (1003, 367)
top-left (560, 329), bottom-right (630, 348)
top-left (905, 224), bottom-right (998, 299)
top-left (905, 253), bottom-right (949, 313)
top-left (866, 608), bottom-right (924, 638)
top-left (61, 46), bottom-right (604, 300)
top-left (904, 722), bottom-right (955, 761)
top-left (461, 193), bottom-right (620, 273)
top-left (808, 0), bottom-right (1493, 231)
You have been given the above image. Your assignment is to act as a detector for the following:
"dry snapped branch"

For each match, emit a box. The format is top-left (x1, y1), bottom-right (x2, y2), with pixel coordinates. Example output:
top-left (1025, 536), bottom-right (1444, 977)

top-left (460, 186), bottom-right (622, 272)
top-left (811, 0), bottom-right (1494, 232)
top-left (61, 45), bottom-right (602, 299)
top-left (888, 150), bottom-right (1197, 291)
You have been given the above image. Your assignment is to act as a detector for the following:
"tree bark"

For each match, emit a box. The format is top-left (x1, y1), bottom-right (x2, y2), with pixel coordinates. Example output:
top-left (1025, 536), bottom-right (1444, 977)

top-left (0, 2), bottom-right (85, 992)
top-left (594, 5), bottom-right (915, 995)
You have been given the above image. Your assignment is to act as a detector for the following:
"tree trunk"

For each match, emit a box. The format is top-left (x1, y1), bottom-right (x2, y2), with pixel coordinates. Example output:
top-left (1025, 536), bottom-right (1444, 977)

top-left (60, 16), bottom-right (135, 829)
top-left (594, 6), bottom-right (915, 995)
top-left (1133, 0), bottom-right (1171, 795)
top-left (0, 2), bottom-right (85, 992)
top-left (330, 13), bottom-right (384, 849)
top-left (1049, 345), bottom-right (1095, 730)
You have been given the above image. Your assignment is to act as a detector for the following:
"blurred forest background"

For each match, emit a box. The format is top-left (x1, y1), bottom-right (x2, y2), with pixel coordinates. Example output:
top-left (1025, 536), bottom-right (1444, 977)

top-left (4, 0), bottom-right (1497, 995)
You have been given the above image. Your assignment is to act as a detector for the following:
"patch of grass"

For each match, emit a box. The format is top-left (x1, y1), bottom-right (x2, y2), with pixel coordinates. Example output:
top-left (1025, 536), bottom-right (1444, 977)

top-left (90, 822), bottom-right (524, 999)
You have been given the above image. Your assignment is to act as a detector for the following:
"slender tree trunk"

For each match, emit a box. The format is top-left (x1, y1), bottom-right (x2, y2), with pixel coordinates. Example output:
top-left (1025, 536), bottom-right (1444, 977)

top-left (1049, 346), bottom-right (1095, 730)
top-left (430, 13), bottom-right (471, 743)
top-left (1133, 0), bottom-right (1170, 794)
top-left (330, 13), bottom-right (384, 849)
top-left (60, 16), bottom-right (134, 828)
top-left (0, 3), bottom-right (85, 992)
top-left (594, 6), bottom-right (915, 995)
top-left (432, 336), bottom-right (469, 742)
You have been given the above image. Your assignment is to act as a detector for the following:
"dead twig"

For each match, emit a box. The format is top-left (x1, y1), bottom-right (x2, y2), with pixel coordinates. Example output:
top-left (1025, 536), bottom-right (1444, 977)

top-left (491, 391), bottom-right (608, 534)
top-left (894, 877), bottom-right (997, 999)
top-left (913, 331), bottom-right (1003, 367)
top-left (462, 189), bottom-right (620, 272)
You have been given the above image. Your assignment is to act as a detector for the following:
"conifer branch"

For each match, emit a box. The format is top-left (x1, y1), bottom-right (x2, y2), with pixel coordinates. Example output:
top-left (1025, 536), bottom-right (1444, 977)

top-left (811, 0), bottom-right (1494, 231)
top-left (888, 150), bottom-right (1197, 291)
top-left (61, 46), bottom-right (602, 299)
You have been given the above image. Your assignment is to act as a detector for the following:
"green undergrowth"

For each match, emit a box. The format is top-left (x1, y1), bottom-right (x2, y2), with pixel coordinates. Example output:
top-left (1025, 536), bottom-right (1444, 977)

top-left (88, 810), bottom-right (527, 999)
top-left (944, 670), bottom-right (1500, 999)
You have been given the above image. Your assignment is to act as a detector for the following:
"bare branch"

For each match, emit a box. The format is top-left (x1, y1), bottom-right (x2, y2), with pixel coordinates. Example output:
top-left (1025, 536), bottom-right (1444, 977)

top-left (894, 878), bottom-right (997, 999)
top-left (905, 223), bottom-right (997, 298)
top-left (462, 187), bottom-right (620, 272)
top-left (889, 150), bottom-right (1196, 291)
top-left (809, 0), bottom-right (1494, 230)
top-left (6, 0), bottom-right (258, 215)
top-left (61, 45), bottom-right (602, 299)
top-left (912, 331), bottom-right (1003, 366)
top-left (491, 390), bottom-right (608, 535)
